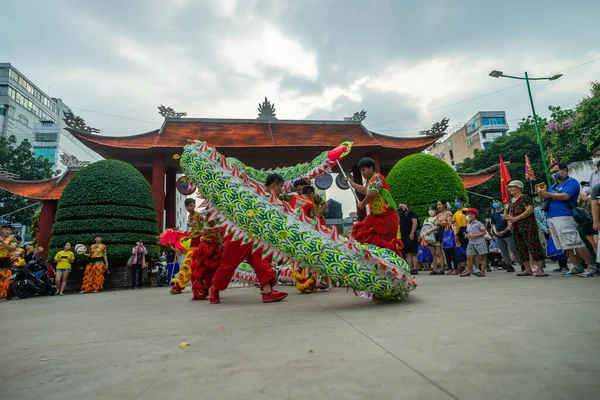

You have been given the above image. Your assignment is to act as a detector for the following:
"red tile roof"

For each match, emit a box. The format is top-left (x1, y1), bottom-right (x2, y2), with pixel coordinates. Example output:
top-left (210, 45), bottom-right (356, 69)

top-left (458, 165), bottom-right (501, 189)
top-left (67, 118), bottom-right (441, 151)
top-left (0, 170), bottom-right (79, 200)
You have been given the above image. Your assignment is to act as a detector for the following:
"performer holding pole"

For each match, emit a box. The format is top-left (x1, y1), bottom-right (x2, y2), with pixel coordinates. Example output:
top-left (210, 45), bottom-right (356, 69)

top-left (343, 158), bottom-right (402, 254)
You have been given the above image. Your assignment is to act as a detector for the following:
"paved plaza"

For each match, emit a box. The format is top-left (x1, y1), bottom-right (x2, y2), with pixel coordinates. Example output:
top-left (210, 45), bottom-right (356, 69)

top-left (1, 269), bottom-right (599, 400)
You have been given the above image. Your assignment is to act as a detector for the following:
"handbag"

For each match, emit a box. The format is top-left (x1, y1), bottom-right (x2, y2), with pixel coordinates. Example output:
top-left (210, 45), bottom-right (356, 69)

top-left (455, 245), bottom-right (467, 262)
top-left (417, 244), bottom-right (433, 264)
top-left (441, 227), bottom-right (456, 249)
top-left (126, 254), bottom-right (135, 269)
top-left (554, 181), bottom-right (593, 226)
top-left (546, 237), bottom-right (567, 259)
top-left (569, 204), bottom-right (593, 226)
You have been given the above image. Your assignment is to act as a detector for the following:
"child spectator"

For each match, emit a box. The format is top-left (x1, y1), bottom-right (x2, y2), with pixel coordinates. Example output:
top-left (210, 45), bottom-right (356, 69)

top-left (460, 208), bottom-right (488, 277)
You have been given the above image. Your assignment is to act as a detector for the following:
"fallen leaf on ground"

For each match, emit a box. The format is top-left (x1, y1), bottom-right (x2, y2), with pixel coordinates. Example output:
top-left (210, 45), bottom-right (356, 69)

top-left (178, 342), bottom-right (191, 348)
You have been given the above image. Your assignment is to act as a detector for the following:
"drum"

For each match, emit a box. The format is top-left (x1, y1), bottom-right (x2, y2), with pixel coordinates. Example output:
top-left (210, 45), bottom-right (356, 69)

top-left (176, 176), bottom-right (196, 195)
top-left (314, 173), bottom-right (333, 190)
top-left (335, 173), bottom-right (351, 190)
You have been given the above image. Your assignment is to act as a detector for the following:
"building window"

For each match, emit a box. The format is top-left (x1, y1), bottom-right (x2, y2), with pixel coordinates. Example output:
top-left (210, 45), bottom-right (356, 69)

top-left (482, 117), bottom-right (506, 125)
top-left (33, 147), bottom-right (56, 163)
top-left (17, 114), bottom-right (28, 126)
top-left (35, 132), bottom-right (59, 142)
top-left (449, 149), bottom-right (454, 160)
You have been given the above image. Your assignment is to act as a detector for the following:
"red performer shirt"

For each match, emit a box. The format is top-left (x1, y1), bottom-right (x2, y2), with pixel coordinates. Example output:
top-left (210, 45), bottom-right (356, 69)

top-left (289, 194), bottom-right (316, 217)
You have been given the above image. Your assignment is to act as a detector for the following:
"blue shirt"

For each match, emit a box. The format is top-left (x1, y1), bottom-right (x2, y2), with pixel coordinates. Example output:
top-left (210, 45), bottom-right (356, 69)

top-left (546, 177), bottom-right (580, 218)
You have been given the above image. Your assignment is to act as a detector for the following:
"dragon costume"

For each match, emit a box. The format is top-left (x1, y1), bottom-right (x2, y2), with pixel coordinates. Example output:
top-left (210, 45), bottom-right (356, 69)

top-left (180, 141), bottom-right (416, 301)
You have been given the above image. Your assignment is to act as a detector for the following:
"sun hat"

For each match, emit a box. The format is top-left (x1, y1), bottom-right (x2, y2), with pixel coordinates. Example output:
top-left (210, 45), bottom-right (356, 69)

top-left (507, 180), bottom-right (524, 189)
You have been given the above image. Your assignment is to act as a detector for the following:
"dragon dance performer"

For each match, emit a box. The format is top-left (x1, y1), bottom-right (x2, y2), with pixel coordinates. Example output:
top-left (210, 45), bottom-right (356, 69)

top-left (289, 185), bottom-right (331, 293)
top-left (80, 235), bottom-right (109, 294)
top-left (208, 173), bottom-right (289, 304)
top-left (345, 157), bottom-right (402, 255)
top-left (169, 198), bottom-right (223, 298)
top-left (0, 225), bottom-right (17, 300)
top-left (293, 179), bottom-right (328, 222)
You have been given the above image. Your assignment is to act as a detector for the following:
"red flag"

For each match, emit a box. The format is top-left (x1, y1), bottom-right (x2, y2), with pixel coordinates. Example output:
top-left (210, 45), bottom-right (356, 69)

top-left (499, 156), bottom-right (512, 203)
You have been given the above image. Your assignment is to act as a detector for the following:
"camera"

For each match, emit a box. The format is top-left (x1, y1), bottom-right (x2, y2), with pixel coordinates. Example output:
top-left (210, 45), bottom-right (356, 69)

top-left (540, 196), bottom-right (552, 212)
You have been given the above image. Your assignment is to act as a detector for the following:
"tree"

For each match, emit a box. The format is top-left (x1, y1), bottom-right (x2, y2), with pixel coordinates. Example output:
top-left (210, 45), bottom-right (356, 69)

top-left (257, 97), bottom-right (277, 120)
top-left (49, 160), bottom-right (159, 269)
top-left (456, 117), bottom-right (546, 212)
top-left (387, 154), bottom-right (468, 220)
top-left (344, 110), bottom-right (367, 122)
top-left (543, 81), bottom-right (600, 163)
top-left (0, 135), bottom-right (56, 225)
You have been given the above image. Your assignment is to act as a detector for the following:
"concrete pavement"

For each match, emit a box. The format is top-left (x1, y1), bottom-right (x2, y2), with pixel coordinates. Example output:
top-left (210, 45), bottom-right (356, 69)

top-left (1, 269), bottom-right (599, 400)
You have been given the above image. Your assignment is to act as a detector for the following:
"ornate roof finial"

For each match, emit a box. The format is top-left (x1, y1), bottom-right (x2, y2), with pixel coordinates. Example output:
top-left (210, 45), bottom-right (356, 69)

top-left (158, 105), bottom-right (187, 118)
top-left (63, 110), bottom-right (100, 133)
top-left (420, 118), bottom-right (449, 136)
top-left (257, 97), bottom-right (277, 120)
top-left (60, 153), bottom-right (91, 167)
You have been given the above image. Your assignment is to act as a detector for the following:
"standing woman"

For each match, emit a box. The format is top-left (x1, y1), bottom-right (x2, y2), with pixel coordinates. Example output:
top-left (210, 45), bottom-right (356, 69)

top-left (437, 201), bottom-right (459, 274)
top-left (80, 235), bottom-right (110, 293)
top-left (505, 180), bottom-right (547, 277)
top-left (54, 242), bottom-right (74, 295)
top-left (423, 206), bottom-right (445, 274)
top-left (131, 240), bottom-right (147, 289)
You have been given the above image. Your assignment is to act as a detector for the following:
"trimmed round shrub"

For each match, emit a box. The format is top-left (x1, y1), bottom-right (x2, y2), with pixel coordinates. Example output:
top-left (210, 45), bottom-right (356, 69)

top-left (387, 154), bottom-right (469, 220)
top-left (50, 160), bottom-right (159, 267)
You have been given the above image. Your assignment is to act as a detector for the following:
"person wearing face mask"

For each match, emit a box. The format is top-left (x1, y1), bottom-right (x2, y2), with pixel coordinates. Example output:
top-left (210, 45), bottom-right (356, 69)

top-left (490, 199), bottom-right (518, 273)
top-left (398, 202), bottom-right (419, 274)
top-left (588, 146), bottom-right (600, 190)
top-left (536, 162), bottom-right (598, 277)
top-left (459, 208), bottom-right (488, 277)
top-left (452, 198), bottom-right (468, 248)
top-left (578, 182), bottom-right (597, 249)
top-left (422, 206), bottom-right (445, 274)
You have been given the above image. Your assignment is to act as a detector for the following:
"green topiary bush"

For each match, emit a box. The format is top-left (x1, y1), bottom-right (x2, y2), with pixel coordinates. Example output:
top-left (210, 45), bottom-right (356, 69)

top-left (387, 154), bottom-right (469, 220)
top-left (49, 160), bottom-right (159, 268)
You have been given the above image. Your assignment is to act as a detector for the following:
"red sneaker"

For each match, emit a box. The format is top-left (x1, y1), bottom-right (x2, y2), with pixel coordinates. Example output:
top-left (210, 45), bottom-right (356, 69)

top-left (209, 287), bottom-right (221, 304)
top-left (262, 289), bottom-right (288, 303)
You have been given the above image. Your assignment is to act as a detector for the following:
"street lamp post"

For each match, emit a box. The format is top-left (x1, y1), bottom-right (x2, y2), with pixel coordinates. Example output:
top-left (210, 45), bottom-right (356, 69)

top-left (489, 70), bottom-right (563, 187)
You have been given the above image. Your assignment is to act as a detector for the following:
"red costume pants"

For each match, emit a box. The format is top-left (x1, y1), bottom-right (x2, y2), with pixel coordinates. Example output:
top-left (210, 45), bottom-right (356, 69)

top-left (212, 240), bottom-right (275, 291)
top-left (352, 210), bottom-right (402, 256)
top-left (353, 210), bottom-right (399, 243)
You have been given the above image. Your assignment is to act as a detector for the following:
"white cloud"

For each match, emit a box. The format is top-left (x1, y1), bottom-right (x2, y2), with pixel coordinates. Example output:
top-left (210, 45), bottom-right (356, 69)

top-left (220, 23), bottom-right (318, 80)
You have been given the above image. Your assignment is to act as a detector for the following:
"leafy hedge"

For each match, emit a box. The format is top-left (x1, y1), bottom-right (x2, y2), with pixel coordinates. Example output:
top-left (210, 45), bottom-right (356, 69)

top-left (55, 205), bottom-right (157, 222)
top-left (387, 154), bottom-right (468, 220)
top-left (50, 160), bottom-right (159, 267)
top-left (52, 219), bottom-right (157, 235)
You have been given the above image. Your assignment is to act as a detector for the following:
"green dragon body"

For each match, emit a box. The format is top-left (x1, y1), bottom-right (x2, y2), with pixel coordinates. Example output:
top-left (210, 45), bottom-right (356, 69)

top-left (181, 141), bottom-right (416, 301)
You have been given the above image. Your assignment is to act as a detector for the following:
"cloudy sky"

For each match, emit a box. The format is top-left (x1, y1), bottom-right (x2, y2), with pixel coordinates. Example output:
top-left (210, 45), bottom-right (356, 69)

top-left (2, 0), bottom-right (599, 215)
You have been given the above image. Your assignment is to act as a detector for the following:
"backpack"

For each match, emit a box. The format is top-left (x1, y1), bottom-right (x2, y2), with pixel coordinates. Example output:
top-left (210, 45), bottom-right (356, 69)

top-left (420, 221), bottom-right (436, 244)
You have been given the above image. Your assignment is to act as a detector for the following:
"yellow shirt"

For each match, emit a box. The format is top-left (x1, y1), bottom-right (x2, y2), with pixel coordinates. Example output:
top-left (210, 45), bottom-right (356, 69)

top-left (90, 244), bottom-right (106, 258)
top-left (54, 250), bottom-right (75, 270)
top-left (453, 210), bottom-right (468, 230)
top-left (0, 236), bottom-right (17, 259)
